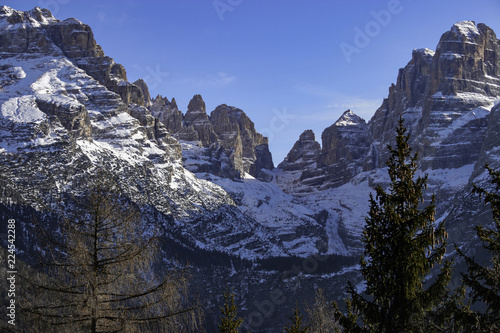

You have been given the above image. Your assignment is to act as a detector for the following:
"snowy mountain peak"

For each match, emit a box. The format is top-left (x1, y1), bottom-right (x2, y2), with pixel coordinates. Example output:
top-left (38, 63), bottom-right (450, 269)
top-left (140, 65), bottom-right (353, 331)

top-left (334, 109), bottom-right (366, 127)
top-left (450, 20), bottom-right (481, 42)
top-left (2, 7), bottom-right (500, 294)
top-left (0, 6), bottom-right (300, 260)
top-left (413, 48), bottom-right (435, 57)
top-left (0, 6), bottom-right (58, 27)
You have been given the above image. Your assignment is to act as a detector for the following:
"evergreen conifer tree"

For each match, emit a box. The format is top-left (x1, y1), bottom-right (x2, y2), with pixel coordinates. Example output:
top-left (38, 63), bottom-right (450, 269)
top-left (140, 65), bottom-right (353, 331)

top-left (456, 165), bottom-right (500, 332)
top-left (284, 303), bottom-right (309, 333)
top-left (217, 286), bottom-right (243, 333)
top-left (343, 118), bottom-right (452, 332)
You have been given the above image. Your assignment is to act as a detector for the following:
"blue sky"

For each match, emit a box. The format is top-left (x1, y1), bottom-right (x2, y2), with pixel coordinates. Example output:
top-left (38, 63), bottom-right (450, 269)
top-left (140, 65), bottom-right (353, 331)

top-left (4, 0), bottom-right (500, 164)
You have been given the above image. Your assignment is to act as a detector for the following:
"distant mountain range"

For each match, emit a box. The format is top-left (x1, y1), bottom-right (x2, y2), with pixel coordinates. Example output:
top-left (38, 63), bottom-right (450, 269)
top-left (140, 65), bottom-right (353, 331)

top-left (1, 6), bottom-right (499, 331)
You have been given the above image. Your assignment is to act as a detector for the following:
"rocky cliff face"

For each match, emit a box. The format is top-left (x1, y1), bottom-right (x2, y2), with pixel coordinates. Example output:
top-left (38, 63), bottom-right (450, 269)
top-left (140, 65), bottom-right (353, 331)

top-left (370, 21), bottom-right (500, 170)
top-left (2, 9), bottom-right (500, 330)
top-left (133, 79), bottom-right (151, 106)
top-left (273, 21), bottom-right (500, 259)
top-left (183, 94), bottom-right (217, 146)
top-left (278, 21), bottom-right (500, 196)
top-left (316, 110), bottom-right (375, 187)
top-left (277, 110), bottom-right (375, 194)
top-left (0, 6), bottom-right (146, 108)
top-left (279, 129), bottom-right (320, 172)
top-left (151, 95), bottom-right (183, 134)
top-left (0, 6), bottom-right (306, 260)
top-left (151, 94), bottom-right (274, 181)
top-left (211, 104), bottom-right (273, 180)
top-left (0, 4), bottom-right (274, 185)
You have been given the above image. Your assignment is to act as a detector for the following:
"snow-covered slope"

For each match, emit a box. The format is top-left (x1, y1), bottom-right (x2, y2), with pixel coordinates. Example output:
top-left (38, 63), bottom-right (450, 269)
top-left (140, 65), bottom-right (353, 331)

top-left (2, 9), bottom-right (500, 266)
top-left (0, 6), bottom-right (340, 260)
top-left (273, 21), bottom-right (500, 255)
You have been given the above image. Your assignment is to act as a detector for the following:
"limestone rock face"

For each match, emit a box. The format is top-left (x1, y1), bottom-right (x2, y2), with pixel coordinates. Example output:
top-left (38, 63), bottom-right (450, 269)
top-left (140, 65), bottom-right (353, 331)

top-left (278, 129), bottom-right (320, 172)
top-left (44, 18), bottom-right (104, 59)
top-left (151, 95), bottom-right (183, 135)
top-left (133, 79), bottom-right (151, 107)
top-left (369, 48), bottom-right (435, 152)
top-left (370, 21), bottom-right (500, 170)
top-left (0, 7), bottom-right (61, 57)
top-left (432, 22), bottom-right (500, 95)
top-left (319, 111), bottom-right (373, 168)
top-left (184, 94), bottom-right (217, 146)
top-left (45, 19), bottom-right (145, 106)
top-left (0, 6), bottom-right (145, 107)
top-left (211, 104), bottom-right (273, 178)
top-left (277, 22), bottom-right (500, 195)
top-left (35, 98), bottom-right (92, 139)
top-left (277, 111), bottom-right (374, 193)
top-left (153, 97), bottom-right (274, 180)
top-left (251, 144), bottom-right (274, 181)
top-left (316, 110), bottom-right (374, 187)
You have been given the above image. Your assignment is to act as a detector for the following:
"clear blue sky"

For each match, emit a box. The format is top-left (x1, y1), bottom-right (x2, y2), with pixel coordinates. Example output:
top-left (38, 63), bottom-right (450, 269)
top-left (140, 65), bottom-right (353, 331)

top-left (4, 0), bottom-right (500, 164)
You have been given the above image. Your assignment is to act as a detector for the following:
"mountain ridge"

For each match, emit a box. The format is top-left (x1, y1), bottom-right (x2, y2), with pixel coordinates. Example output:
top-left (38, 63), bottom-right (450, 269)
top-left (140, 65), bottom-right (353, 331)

top-left (2, 7), bottom-right (500, 259)
top-left (2, 7), bottom-right (500, 332)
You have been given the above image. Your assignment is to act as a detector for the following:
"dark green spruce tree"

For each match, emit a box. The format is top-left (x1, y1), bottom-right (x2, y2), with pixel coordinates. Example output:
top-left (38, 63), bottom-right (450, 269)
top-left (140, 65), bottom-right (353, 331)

top-left (456, 165), bottom-right (500, 332)
top-left (342, 118), bottom-right (452, 332)
top-left (217, 286), bottom-right (243, 333)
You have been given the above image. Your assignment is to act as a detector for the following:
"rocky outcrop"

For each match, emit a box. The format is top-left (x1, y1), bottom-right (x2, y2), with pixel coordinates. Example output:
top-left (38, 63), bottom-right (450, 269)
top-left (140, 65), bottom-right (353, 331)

top-left (211, 104), bottom-right (273, 179)
top-left (152, 96), bottom-right (274, 180)
top-left (151, 95), bottom-right (184, 135)
top-left (133, 79), bottom-right (151, 107)
top-left (183, 94), bottom-right (217, 146)
top-left (45, 18), bottom-right (145, 106)
top-left (0, 6), bottom-right (146, 107)
top-left (277, 110), bottom-right (374, 193)
top-left (35, 97), bottom-right (91, 139)
top-left (369, 48), bottom-right (435, 151)
top-left (0, 6), bottom-right (61, 57)
top-left (431, 22), bottom-right (500, 96)
top-left (316, 110), bottom-right (375, 187)
top-left (278, 129), bottom-right (320, 172)
top-left (370, 21), bottom-right (500, 170)
top-left (318, 111), bottom-right (373, 168)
